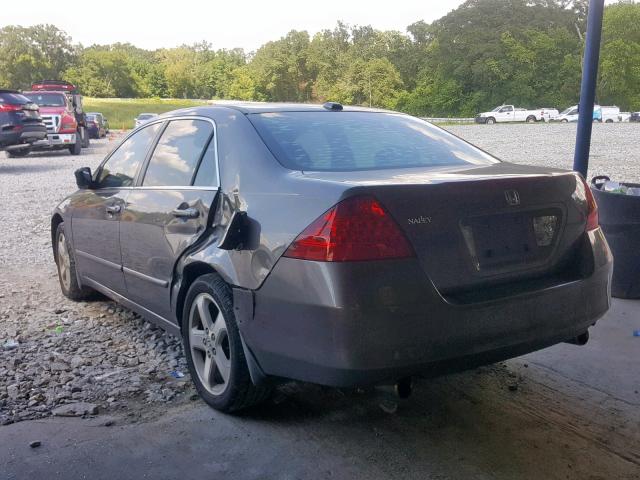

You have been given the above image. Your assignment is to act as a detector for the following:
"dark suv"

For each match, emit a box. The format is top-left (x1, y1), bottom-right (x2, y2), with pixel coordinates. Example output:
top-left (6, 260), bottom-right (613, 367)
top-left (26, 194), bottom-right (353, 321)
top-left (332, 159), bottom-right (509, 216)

top-left (0, 89), bottom-right (47, 155)
top-left (52, 103), bottom-right (611, 413)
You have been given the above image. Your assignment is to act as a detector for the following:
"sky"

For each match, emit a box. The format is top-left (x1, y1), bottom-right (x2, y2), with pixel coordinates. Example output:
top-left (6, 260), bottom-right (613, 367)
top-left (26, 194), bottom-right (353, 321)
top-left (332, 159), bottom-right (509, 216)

top-left (2, 0), bottom-right (467, 51)
top-left (2, 0), bottom-right (626, 52)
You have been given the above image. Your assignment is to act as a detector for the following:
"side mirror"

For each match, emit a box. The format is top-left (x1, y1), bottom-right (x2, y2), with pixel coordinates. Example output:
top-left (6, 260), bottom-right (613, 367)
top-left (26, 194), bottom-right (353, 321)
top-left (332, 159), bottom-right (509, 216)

top-left (75, 167), bottom-right (93, 189)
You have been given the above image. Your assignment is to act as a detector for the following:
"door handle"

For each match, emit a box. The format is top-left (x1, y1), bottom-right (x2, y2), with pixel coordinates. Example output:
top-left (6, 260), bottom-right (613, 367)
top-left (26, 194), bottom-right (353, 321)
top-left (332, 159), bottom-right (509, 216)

top-left (172, 207), bottom-right (199, 219)
top-left (105, 204), bottom-right (121, 214)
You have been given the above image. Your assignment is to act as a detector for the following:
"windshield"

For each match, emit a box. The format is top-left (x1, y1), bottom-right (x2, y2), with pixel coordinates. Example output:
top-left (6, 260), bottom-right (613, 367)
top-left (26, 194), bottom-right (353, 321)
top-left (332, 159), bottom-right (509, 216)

top-left (249, 111), bottom-right (498, 172)
top-left (23, 93), bottom-right (66, 107)
top-left (560, 107), bottom-right (575, 115)
top-left (491, 106), bottom-right (502, 112)
top-left (87, 115), bottom-right (96, 122)
top-left (138, 114), bottom-right (154, 120)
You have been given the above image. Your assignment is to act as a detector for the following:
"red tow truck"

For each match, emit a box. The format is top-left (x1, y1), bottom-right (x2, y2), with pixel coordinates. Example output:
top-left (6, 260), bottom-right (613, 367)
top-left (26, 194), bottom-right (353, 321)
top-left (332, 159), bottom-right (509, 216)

top-left (21, 81), bottom-right (90, 155)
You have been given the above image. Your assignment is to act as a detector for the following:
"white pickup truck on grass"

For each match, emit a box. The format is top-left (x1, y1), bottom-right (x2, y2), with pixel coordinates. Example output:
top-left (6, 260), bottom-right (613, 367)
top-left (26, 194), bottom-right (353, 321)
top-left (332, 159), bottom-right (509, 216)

top-left (475, 105), bottom-right (559, 124)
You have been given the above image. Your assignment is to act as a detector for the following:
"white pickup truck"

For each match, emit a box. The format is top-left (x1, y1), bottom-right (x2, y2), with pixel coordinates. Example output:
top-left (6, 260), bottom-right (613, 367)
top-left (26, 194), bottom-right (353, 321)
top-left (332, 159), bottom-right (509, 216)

top-left (475, 105), bottom-right (559, 124)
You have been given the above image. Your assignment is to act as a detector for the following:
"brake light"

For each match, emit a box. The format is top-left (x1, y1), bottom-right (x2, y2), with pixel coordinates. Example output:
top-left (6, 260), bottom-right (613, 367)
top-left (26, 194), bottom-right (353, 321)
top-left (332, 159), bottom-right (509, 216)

top-left (0, 103), bottom-right (23, 112)
top-left (574, 175), bottom-right (598, 231)
top-left (584, 180), bottom-right (599, 231)
top-left (283, 196), bottom-right (414, 262)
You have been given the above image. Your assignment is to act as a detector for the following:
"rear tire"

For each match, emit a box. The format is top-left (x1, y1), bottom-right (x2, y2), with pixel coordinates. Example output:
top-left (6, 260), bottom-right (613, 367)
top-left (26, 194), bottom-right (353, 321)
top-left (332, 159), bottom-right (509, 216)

top-left (526, 115), bottom-right (536, 123)
top-left (6, 147), bottom-right (31, 158)
top-left (182, 274), bottom-right (272, 413)
top-left (54, 222), bottom-right (94, 301)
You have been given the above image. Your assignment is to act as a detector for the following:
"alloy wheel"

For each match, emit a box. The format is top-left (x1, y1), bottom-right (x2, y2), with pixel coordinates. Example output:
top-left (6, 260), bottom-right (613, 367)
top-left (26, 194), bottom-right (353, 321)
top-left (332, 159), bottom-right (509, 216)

top-left (57, 233), bottom-right (71, 291)
top-left (188, 293), bottom-right (231, 396)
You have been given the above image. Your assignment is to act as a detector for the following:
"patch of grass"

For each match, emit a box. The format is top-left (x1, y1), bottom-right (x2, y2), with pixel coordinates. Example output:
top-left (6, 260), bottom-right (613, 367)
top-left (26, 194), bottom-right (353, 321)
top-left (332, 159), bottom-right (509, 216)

top-left (82, 98), bottom-right (209, 129)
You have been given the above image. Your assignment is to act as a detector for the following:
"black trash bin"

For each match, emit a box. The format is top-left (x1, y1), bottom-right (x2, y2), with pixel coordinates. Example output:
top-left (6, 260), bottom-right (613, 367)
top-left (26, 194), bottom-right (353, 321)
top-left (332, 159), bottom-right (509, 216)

top-left (591, 176), bottom-right (640, 299)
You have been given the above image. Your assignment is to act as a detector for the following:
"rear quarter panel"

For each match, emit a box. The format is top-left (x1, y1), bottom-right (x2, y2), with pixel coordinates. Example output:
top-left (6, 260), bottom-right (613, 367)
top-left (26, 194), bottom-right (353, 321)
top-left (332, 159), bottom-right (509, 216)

top-left (185, 109), bottom-right (348, 289)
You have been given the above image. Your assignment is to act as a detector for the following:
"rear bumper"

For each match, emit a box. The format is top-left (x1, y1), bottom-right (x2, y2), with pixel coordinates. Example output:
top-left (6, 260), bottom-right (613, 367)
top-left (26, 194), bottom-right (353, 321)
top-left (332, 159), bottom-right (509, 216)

top-left (32, 133), bottom-right (76, 149)
top-left (241, 229), bottom-right (612, 387)
top-left (0, 124), bottom-right (47, 146)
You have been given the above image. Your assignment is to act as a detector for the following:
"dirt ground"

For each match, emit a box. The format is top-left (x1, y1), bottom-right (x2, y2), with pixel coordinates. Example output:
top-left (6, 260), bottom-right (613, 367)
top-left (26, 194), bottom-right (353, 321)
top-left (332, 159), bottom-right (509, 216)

top-left (1, 125), bottom-right (639, 479)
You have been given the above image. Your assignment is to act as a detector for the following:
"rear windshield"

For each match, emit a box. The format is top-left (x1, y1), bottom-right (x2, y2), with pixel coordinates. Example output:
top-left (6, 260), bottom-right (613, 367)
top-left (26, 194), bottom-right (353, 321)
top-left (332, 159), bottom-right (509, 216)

top-left (249, 112), bottom-right (497, 171)
top-left (0, 92), bottom-right (30, 104)
top-left (138, 114), bottom-right (154, 120)
top-left (23, 93), bottom-right (66, 107)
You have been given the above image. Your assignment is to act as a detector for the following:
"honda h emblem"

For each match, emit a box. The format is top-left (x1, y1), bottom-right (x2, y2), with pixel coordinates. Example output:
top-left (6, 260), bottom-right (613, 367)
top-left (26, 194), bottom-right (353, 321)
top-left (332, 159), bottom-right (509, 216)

top-left (504, 190), bottom-right (520, 206)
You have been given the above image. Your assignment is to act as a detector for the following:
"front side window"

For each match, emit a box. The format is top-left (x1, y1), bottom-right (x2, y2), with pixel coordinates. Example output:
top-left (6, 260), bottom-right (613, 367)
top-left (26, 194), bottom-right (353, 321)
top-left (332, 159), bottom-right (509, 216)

top-left (96, 123), bottom-right (161, 188)
top-left (142, 119), bottom-right (213, 187)
top-left (249, 112), bottom-right (498, 172)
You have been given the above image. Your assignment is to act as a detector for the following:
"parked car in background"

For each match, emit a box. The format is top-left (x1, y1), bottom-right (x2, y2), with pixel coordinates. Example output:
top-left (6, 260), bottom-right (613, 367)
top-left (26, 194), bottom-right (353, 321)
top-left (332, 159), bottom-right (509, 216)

top-left (22, 81), bottom-right (89, 155)
top-left (619, 112), bottom-right (631, 122)
top-left (475, 105), bottom-right (558, 124)
top-left (597, 106), bottom-right (621, 123)
top-left (134, 113), bottom-right (157, 127)
top-left (86, 113), bottom-right (106, 138)
top-left (630, 112), bottom-right (640, 122)
top-left (52, 102), bottom-right (612, 412)
top-left (0, 89), bottom-right (47, 156)
top-left (554, 105), bottom-right (622, 123)
top-left (553, 105), bottom-right (600, 123)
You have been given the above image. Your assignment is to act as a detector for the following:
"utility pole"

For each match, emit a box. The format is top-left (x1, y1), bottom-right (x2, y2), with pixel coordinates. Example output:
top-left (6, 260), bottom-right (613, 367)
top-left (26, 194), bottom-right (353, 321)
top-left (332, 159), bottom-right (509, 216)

top-left (573, 0), bottom-right (605, 178)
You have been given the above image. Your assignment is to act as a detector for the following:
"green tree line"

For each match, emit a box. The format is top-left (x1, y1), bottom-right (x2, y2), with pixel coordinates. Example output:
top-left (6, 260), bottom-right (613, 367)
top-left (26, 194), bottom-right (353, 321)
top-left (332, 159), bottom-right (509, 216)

top-left (1, 0), bottom-right (639, 115)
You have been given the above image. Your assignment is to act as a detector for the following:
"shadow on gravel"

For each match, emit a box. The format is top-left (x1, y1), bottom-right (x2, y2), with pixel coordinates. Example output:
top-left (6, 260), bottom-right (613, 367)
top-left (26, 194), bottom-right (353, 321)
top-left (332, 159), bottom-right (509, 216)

top-left (0, 162), bottom-right (67, 175)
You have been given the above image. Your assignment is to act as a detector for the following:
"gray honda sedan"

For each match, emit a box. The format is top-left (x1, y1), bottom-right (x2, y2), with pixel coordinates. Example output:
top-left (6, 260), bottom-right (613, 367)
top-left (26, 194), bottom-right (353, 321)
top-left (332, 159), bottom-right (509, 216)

top-left (52, 102), bottom-right (612, 412)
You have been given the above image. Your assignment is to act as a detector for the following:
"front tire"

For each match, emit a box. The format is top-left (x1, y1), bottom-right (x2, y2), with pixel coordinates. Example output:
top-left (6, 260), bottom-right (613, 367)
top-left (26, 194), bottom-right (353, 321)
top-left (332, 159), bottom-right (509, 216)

top-left (182, 274), bottom-right (271, 412)
top-left (69, 139), bottom-right (81, 155)
top-left (55, 222), bottom-right (93, 301)
top-left (486, 117), bottom-right (496, 125)
top-left (80, 127), bottom-right (90, 148)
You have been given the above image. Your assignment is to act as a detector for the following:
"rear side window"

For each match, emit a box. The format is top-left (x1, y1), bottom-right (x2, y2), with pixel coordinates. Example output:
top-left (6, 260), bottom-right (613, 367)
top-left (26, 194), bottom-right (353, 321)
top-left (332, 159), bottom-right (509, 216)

top-left (96, 123), bottom-right (161, 188)
top-left (249, 112), bottom-right (497, 172)
top-left (193, 138), bottom-right (218, 186)
top-left (142, 119), bottom-right (213, 187)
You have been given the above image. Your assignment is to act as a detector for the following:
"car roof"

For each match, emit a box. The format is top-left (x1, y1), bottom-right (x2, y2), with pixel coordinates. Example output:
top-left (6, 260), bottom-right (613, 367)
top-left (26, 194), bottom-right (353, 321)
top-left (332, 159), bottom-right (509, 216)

top-left (157, 102), bottom-right (396, 121)
top-left (209, 101), bottom-right (392, 114)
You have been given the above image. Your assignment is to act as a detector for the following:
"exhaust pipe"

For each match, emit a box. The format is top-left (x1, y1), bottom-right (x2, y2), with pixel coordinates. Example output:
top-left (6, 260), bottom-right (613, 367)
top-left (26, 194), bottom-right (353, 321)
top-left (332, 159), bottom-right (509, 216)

top-left (565, 331), bottom-right (589, 346)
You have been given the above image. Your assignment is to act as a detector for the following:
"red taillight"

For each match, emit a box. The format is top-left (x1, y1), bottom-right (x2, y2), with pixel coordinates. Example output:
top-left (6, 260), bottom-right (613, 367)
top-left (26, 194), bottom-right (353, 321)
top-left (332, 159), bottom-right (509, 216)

top-left (575, 175), bottom-right (599, 231)
top-left (0, 103), bottom-right (23, 112)
top-left (283, 196), bottom-right (414, 262)
top-left (584, 180), bottom-right (599, 231)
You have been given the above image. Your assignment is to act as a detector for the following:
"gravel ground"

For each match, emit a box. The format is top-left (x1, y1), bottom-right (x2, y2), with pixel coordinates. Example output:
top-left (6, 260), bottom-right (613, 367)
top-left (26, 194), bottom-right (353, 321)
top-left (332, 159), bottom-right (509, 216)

top-left (0, 136), bottom-right (192, 425)
top-left (446, 122), bottom-right (640, 183)
top-left (0, 124), bottom-right (638, 426)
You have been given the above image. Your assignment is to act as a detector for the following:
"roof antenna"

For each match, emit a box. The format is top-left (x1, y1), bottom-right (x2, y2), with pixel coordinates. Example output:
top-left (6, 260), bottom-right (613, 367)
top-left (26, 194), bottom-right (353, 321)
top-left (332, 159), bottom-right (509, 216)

top-left (322, 102), bottom-right (343, 111)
